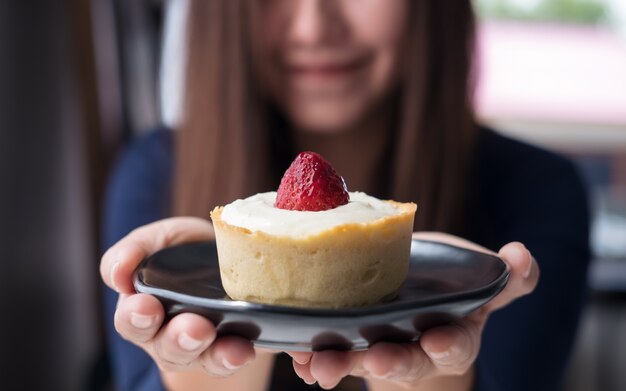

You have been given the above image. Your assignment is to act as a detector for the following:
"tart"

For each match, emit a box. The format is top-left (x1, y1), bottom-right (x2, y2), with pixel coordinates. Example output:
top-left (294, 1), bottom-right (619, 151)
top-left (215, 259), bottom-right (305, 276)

top-left (210, 152), bottom-right (416, 308)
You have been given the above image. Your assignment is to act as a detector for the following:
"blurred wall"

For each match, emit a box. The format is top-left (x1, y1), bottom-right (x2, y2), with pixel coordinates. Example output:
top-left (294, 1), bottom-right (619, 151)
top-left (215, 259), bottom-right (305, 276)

top-left (0, 1), bottom-right (100, 390)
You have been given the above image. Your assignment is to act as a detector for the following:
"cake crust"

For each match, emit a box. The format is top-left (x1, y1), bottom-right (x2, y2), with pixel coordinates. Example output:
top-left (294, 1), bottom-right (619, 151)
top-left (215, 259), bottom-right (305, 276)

top-left (210, 201), bottom-right (416, 308)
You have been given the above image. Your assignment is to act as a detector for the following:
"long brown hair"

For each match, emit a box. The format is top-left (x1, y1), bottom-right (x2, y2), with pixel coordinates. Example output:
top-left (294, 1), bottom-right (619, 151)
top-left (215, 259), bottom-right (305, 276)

top-left (175, 0), bottom-right (477, 233)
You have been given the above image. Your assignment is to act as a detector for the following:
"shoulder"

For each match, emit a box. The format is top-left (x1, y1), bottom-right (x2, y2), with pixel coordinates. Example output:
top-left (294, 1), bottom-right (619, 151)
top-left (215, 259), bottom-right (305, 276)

top-left (473, 127), bottom-right (589, 248)
top-left (103, 127), bottom-right (175, 247)
top-left (116, 127), bottom-right (174, 173)
top-left (476, 127), bottom-right (580, 185)
top-left (475, 127), bottom-right (587, 205)
top-left (106, 128), bottom-right (174, 199)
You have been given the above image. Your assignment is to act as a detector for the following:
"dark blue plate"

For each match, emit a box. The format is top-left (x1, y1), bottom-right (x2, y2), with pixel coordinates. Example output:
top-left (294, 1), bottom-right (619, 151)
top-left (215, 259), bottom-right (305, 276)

top-left (134, 239), bottom-right (509, 351)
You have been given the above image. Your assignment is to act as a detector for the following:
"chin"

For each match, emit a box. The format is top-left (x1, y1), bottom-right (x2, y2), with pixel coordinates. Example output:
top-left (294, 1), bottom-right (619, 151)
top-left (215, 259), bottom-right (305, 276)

top-left (288, 103), bottom-right (365, 134)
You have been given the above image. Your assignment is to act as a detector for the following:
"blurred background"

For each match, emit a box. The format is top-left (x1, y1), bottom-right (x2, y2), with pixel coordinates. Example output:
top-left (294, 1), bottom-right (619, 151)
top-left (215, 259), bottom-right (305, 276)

top-left (1, 0), bottom-right (625, 390)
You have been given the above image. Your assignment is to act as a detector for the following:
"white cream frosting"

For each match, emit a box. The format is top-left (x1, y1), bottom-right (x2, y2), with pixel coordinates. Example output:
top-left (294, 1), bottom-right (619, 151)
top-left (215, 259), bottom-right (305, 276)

top-left (220, 191), bottom-right (400, 237)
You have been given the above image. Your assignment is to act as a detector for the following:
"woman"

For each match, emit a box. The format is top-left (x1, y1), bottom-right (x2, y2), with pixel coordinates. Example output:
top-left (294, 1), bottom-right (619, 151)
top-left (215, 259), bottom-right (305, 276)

top-left (100, 1), bottom-right (590, 390)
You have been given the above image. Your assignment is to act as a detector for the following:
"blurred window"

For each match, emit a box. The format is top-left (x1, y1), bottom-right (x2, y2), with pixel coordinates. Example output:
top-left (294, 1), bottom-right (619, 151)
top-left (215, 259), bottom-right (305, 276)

top-left (474, 0), bottom-right (626, 291)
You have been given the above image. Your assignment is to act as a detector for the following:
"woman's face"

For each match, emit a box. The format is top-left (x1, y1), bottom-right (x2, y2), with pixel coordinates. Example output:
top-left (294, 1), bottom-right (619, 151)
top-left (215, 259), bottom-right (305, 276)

top-left (251, 0), bottom-right (408, 133)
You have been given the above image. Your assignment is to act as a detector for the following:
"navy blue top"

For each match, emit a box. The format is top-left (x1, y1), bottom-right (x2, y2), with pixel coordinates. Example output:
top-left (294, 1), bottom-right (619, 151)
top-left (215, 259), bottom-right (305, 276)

top-left (102, 128), bottom-right (590, 391)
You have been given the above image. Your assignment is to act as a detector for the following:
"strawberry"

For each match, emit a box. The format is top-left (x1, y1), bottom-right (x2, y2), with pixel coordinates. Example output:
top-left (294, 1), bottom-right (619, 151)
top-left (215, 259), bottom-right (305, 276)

top-left (275, 151), bottom-right (349, 211)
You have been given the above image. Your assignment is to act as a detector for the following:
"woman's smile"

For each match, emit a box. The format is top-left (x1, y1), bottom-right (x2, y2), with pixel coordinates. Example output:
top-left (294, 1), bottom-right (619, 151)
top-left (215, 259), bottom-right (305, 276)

top-left (282, 54), bottom-right (370, 95)
top-left (251, 0), bottom-right (407, 132)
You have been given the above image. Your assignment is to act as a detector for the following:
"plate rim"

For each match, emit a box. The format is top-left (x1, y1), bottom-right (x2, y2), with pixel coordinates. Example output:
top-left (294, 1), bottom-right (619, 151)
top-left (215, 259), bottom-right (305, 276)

top-left (133, 239), bottom-right (510, 318)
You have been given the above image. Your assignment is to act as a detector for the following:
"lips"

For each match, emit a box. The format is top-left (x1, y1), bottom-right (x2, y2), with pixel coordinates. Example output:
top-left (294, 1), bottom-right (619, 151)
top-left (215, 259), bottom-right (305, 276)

top-left (289, 62), bottom-right (361, 78)
top-left (283, 55), bottom-right (369, 82)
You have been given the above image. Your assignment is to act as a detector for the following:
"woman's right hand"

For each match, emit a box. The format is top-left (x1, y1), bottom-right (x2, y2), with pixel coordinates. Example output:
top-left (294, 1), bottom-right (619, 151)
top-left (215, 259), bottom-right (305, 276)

top-left (100, 217), bottom-right (256, 377)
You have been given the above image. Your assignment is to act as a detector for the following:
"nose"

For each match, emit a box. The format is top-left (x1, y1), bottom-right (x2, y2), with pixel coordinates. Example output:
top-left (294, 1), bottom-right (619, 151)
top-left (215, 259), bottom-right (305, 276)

top-left (287, 0), bottom-right (344, 47)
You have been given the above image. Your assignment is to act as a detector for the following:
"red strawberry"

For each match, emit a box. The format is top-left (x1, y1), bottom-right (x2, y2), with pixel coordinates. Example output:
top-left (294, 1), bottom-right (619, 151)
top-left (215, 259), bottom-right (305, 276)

top-left (275, 151), bottom-right (349, 211)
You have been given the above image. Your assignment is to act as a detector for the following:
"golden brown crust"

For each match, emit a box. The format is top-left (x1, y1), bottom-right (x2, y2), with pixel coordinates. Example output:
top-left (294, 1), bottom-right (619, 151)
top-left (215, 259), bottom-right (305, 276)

top-left (210, 201), bottom-right (416, 308)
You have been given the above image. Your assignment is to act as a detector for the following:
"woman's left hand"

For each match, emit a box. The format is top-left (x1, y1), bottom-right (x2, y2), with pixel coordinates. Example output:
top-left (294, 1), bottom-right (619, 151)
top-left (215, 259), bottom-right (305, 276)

top-left (287, 232), bottom-right (540, 390)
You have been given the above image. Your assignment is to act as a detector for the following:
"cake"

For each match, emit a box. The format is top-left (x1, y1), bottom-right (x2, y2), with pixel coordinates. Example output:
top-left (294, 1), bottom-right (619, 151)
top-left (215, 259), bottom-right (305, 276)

top-left (210, 152), bottom-right (416, 308)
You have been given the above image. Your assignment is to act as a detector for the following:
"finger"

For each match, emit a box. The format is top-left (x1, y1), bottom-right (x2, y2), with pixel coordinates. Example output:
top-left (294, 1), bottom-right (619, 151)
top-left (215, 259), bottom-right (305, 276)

top-left (346, 351), bottom-right (368, 377)
top-left (114, 293), bottom-right (164, 344)
top-left (152, 313), bottom-right (216, 371)
top-left (286, 351), bottom-right (312, 365)
top-left (293, 360), bottom-right (316, 385)
top-left (199, 336), bottom-right (255, 377)
top-left (309, 351), bottom-right (354, 389)
top-left (105, 243), bottom-right (148, 294)
top-left (101, 217), bottom-right (215, 293)
top-left (362, 342), bottom-right (432, 382)
top-left (420, 321), bottom-right (479, 376)
top-left (485, 242), bottom-right (539, 312)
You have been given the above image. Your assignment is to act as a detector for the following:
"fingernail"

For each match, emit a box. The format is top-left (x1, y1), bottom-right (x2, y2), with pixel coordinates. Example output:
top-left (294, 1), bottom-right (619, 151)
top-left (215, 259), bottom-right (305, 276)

top-left (178, 332), bottom-right (204, 351)
top-left (110, 262), bottom-right (120, 292)
top-left (222, 357), bottom-right (244, 370)
top-left (428, 348), bottom-right (451, 360)
top-left (294, 356), bottom-right (310, 365)
top-left (428, 343), bottom-right (462, 362)
top-left (523, 250), bottom-right (533, 279)
top-left (130, 312), bottom-right (156, 329)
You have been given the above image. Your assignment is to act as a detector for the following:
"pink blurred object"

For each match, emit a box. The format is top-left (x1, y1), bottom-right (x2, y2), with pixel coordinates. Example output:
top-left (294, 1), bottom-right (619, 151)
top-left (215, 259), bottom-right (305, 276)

top-left (475, 22), bottom-right (626, 126)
